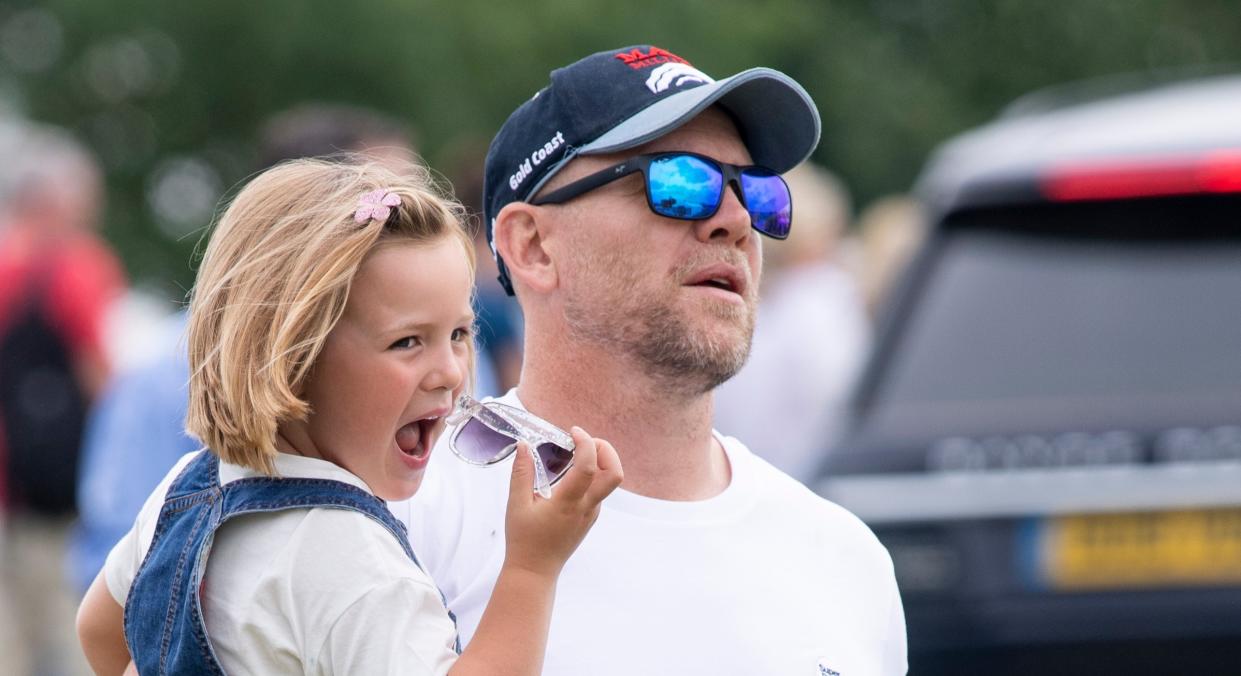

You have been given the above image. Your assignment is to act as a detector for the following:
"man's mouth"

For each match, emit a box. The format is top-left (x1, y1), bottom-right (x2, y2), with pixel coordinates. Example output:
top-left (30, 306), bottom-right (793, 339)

top-left (683, 262), bottom-right (747, 297)
top-left (695, 277), bottom-right (737, 292)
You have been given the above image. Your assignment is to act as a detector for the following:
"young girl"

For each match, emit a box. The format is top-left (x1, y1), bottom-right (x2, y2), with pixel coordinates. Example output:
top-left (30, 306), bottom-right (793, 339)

top-left (75, 158), bottom-right (622, 675)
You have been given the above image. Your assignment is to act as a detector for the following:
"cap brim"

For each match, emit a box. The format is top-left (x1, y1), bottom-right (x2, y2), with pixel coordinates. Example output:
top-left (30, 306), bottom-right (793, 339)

top-left (577, 67), bottom-right (821, 173)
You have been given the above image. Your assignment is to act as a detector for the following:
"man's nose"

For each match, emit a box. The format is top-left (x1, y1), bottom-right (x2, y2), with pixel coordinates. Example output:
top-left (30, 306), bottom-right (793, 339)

top-left (693, 180), bottom-right (751, 246)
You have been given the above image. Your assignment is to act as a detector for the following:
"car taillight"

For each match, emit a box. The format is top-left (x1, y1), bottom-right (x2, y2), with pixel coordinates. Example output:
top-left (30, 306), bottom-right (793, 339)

top-left (1043, 150), bottom-right (1241, 201)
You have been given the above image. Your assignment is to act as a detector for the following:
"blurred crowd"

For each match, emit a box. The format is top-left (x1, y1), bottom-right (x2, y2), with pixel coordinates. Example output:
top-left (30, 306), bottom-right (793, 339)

top-left (0, 104), bottom-right (924, 676)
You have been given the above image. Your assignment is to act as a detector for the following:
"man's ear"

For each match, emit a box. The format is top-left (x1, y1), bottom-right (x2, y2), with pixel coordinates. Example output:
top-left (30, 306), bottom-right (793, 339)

top-left (492, 202), bottom-right (557, 294)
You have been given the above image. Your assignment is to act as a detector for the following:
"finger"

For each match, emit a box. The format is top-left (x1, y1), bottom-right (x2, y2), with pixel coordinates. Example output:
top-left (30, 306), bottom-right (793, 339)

top-left (584, 438), bottom-right (624, 505)
top-left (551, 426), bottom-right (597, 501)
top-left (508, 441), bottom-right (535, 505)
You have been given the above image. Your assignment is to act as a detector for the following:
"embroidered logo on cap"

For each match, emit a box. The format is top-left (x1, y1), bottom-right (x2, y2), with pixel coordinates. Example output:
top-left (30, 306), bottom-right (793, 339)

top-left (816, 658), bottom-right (841, 676)
top-left (614, 46), bottom-right (689, 70)
top-left (644, 62), bottom-right (714, 94)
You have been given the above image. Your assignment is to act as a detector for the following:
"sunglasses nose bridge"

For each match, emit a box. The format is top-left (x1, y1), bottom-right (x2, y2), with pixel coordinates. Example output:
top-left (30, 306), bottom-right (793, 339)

top-left (693, 181), bottom-right (752, 245)
top-left (723, 175), bottom-right (746, 206)
top-left (718, 159), bottom-right (769, 217)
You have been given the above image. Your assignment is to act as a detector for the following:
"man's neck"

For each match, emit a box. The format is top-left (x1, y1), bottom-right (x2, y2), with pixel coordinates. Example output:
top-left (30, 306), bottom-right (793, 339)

top-left (516, 340), bottom-right (731, 501)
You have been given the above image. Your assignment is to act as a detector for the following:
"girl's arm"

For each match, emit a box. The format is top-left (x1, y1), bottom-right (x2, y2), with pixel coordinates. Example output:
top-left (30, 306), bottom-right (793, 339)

top-left (450, 428), bottom-right (622, 676)
top-left (77, 570), bottom-right (132, 676)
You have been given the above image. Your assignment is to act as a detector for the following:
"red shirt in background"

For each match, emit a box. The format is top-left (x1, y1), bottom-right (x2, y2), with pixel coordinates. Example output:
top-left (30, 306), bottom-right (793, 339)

top-left (0, 228), bottom-right (126, 506)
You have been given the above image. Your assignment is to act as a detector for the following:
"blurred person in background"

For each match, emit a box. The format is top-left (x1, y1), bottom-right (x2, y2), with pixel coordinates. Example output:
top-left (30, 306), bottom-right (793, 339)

top-left (0, 123), bottom-right (123, 676)
top-left (257, 102), bottom-right (419, 169)
top-left (67, 311), bottom-right (196, 596)
top-left (713, 161), bottom-right (871, 483)
top-left (66, 102), bottom-right (474, 600)
top-left (854, 194), bottom-right (926, 319)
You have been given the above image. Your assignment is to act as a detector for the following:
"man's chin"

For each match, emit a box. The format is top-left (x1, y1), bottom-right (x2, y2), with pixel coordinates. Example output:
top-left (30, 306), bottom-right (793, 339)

top-left (686, 301), bottom-right (757, 360)
top-left (637, 326), bottom-right (752, 395)
top-left (681, 285), bottom-right (756, 324)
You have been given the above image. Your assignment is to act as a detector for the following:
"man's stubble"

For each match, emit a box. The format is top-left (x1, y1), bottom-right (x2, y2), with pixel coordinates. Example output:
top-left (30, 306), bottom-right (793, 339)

top-left (561, 244), bottom-right (758, 397)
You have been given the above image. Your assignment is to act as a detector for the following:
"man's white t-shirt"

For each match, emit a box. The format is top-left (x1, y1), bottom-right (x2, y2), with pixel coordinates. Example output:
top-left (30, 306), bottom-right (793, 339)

top-left (104, 451), bottom-right (459, 675)
top-left (393, 391), bottom-right (908, 676)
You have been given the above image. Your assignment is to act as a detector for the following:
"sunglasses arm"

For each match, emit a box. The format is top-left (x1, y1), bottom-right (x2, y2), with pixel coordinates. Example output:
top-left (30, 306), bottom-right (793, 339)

top-left (529, 447), bottom-right (554, 499)
top-left (530, 160), bottom-right (641, 206)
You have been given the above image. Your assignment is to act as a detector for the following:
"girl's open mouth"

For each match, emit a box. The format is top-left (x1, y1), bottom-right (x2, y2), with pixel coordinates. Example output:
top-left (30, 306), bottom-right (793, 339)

top-left (395, 417), bottom-right (438, 460)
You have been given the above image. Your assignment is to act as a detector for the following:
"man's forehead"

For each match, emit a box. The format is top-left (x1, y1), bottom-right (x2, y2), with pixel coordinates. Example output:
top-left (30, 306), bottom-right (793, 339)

top-left (633, 108), bottom-right (750, 161)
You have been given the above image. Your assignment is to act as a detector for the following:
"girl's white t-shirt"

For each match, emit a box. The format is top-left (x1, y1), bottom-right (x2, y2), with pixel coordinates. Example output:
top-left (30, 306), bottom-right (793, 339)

top-left (104, 451), bottom-right (458, 676)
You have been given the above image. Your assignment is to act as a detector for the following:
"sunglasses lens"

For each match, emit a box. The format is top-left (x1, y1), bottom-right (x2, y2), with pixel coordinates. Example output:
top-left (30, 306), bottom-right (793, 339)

top-left (454, 417), bottom-right (518, 464)
top-left (535, 442), bottom-right (574, 482)
top-left (647, 154), bottom-right (723, 219)
top-left (740, 169), bottom-right (792, 238)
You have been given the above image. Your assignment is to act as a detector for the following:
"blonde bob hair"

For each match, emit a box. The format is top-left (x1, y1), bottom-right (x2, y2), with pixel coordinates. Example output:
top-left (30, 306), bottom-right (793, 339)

top-left (186, 157), bottom-right (475, 474)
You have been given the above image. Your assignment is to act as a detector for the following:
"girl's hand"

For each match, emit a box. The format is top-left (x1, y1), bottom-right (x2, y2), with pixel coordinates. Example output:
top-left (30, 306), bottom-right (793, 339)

top-left (502, 427), bottom-right (623, 579)
top-left (451, 429), bottom-right (622, 676)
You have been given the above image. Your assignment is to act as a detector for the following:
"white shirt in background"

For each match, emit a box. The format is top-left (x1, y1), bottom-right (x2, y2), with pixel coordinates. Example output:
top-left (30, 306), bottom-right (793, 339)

top-left (714, 263), bottom-right (871, 483)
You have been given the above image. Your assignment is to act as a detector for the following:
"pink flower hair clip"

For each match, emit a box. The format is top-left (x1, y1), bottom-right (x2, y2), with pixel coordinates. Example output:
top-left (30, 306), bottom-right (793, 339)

top-left (354, 189), bottom-right (401, 224)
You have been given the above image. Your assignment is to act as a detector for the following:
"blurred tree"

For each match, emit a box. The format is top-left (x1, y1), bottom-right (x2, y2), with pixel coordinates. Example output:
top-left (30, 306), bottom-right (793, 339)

top-left (0, 0), bottom-right (1237, 294)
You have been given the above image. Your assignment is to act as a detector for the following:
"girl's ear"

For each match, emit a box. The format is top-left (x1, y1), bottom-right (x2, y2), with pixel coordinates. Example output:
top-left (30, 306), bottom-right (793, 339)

top-left (492, 203), bottom-right (557, 294)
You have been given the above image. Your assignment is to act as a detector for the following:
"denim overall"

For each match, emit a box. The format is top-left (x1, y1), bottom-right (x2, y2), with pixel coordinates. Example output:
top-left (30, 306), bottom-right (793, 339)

top-left (123, 451), bottom-right (459, 674)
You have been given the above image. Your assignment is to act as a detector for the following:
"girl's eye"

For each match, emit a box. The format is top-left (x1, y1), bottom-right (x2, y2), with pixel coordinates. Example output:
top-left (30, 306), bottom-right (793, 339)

top-left (451, 326), bottom-right (473, 343)
top-left (390, 336), bottom-right (419, 350)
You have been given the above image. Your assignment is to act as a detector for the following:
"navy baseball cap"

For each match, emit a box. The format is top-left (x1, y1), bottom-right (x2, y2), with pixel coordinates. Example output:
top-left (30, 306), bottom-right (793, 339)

top-left (483, 44), bottom-right (821, 294)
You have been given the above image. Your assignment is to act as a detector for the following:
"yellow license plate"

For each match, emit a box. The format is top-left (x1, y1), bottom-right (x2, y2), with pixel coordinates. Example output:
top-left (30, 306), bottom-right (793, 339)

top-left (1040, 508), bottom-right (1241, 590)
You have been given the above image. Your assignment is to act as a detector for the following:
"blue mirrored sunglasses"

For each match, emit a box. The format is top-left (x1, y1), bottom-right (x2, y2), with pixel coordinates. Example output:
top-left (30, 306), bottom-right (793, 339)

top-left (530, 151), bottom-right (792, 239)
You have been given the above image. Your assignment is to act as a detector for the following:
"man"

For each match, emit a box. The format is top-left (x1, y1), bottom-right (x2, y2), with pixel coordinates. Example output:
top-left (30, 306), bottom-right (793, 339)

top-left (397, 45), bottom-right (907, 675)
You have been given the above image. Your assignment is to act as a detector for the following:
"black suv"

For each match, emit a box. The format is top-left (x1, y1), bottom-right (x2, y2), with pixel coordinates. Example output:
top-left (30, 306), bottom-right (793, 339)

top-left (817, 74), bottom-right (1241, 675)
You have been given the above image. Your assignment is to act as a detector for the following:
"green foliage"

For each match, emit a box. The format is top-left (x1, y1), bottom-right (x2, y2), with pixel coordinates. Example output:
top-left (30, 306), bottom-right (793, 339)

top-left (1, 0), bottom-right (1238, 295)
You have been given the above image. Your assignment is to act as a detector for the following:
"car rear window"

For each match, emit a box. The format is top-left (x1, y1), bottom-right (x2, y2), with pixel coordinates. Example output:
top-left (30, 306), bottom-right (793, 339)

top-left (868, 196), bottom-right (1241, 436)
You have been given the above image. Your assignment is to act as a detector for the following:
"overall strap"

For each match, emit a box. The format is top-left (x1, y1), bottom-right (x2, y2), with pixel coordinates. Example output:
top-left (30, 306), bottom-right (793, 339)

top-left (163, 449), bottom-right (220, 500)
top-left (124, 452), bottom-right (226, 675)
